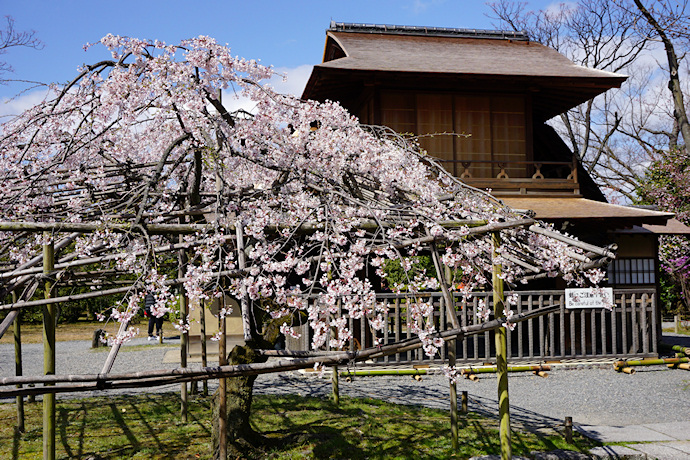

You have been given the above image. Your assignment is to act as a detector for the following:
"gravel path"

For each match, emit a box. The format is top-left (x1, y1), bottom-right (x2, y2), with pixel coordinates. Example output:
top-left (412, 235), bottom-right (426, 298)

top-left (2, 333), bottom-right (689, 430)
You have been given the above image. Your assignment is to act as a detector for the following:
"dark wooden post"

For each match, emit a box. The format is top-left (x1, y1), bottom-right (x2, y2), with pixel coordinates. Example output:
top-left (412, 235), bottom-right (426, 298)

top-left (493, 232), bottom-right (511, 460)
top-left (43, 234), bottom-right (55, 460)
top-left (179, 246), bottom-right (189, 423)
top-left (564, 416), bottom-right (573, 443)
top-left (200, 302), bottom-right (208, 396)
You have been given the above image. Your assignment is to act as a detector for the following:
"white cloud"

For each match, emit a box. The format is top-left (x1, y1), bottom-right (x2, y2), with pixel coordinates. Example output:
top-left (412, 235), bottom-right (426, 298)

top-left (222, 64), bottom-right (313, 114)
top-left (0, 65), bottom-right (314, 122)
top-left (544, 1), bottom-right (577, 17)
top-left (407, 0), bottom-right (446, 15)
top-left (0, 88), bottom-right (51, 120)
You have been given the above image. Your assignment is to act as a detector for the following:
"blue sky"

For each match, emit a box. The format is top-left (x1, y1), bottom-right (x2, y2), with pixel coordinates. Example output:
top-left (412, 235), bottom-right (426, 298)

top-left (1, 0), bottom-right (559, 115)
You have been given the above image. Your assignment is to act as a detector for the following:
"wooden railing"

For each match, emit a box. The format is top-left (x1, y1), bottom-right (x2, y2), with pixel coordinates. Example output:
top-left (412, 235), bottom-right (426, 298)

top-left (439, 158), bottom-right (580, 195)
top-left (287, 289), bottom-right (658, 364)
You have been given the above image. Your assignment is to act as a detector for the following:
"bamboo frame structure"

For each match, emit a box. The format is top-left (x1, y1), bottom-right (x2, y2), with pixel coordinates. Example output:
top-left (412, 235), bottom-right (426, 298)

top-left (0, 205), bottom-right (613, 460)
top-left (0, 304), bottom-right (558, 396)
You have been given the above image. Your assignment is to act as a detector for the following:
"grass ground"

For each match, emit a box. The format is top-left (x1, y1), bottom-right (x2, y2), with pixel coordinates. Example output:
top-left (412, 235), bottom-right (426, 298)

top-left (0, 393), bottom-right (598, 459)
top-left (662, 324), bottom-right (690, 336)
top-left (0, 320), bottom-right (143, 344)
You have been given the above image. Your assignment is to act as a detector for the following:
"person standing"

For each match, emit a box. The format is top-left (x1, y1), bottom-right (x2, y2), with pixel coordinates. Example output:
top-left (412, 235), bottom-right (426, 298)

top-left (144, 293), bottom-right (164, 341)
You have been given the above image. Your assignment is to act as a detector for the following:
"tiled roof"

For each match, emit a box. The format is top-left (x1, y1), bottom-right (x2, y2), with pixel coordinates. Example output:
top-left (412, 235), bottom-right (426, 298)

top-left (319, 29), bottom-right (623, 80)
top-left (303, 23), bottom-right (627, 119)
top-left (501, 197), bottom-right (673, 224)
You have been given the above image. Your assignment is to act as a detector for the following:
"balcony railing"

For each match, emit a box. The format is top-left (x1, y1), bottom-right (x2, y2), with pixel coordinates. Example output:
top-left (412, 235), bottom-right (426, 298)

top-left (438, 158), bottom-right (580, 196)
top-left (286, 289), bottom-right (658, 364)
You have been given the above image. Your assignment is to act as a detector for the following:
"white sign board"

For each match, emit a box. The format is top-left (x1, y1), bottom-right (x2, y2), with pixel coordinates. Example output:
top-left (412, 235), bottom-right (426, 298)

top-left (565, 288), bottom-right (613, 309)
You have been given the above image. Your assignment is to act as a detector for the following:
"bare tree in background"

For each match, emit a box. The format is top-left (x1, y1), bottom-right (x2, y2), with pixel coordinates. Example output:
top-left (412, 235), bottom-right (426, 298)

top-left (628, 0), bottom-right (690, 152)
top-left (0, 16), bottom-right (43, 82)
top-left (488, 0), bottom-right (689, 201)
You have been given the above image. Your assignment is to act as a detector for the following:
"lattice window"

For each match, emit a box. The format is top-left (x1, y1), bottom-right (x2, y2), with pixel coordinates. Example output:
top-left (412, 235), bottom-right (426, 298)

top-left (608, 258), bottom-right (656, 285)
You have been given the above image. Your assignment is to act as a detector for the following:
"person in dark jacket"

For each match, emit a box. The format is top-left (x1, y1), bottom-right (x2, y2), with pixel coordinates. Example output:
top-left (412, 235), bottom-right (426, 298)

top-left (144, 293), bottom-right (164, 341)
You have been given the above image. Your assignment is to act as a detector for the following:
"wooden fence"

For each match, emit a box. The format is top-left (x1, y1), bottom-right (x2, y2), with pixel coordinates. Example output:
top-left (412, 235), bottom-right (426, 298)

top-left (287, 288), bottom-right (658, 364)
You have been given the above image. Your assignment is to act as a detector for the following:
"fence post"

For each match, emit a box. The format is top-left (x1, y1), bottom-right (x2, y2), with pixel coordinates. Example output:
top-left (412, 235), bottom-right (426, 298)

top-left (675, 314), bottom-right (680, 334)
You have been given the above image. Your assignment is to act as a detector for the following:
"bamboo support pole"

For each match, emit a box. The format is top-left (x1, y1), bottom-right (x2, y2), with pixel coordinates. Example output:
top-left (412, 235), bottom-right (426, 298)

top-left (430, 243), bottom-right (460, 452)
top-left (672, 345), bottom-right (690, 355)
top-left (448, 343), bottom-right (458, 452)
top-left (339, 369), bottom-right (428, 377)
top-left (236, 224), bottom-right (251, 342)
top-left (460, 365), bottom-right (551, 375)
top-left (0, 217), bottom-right (490, 237)
top-left (43, 235), bottom-right (56, 460)
top-left (528, 225), bottom-right (617, 258)
top-left (0, 221), bottom-right (219, 235)
top-left (0, 269), bottom-right (244, 312)
top-left (13, 292), bottom-right (24, 433)
top-left (493, 232), bottom-right (511, 460)
top-left (0, 232), bottom-right (79, 281)
top-left (614, 357), bottom-right (689, 369)
top-left (0, 236), bottom-right (221, 281)
top-left (331, 365), bottom-right (340, 405)
top-left (0, 303), bottom-right (561, 396)
top-left (0, 310), bottom-right (19, 345)
top-left (461, 391), bottom-right (468, 413)
top-left (100, 319), bottom-right (129, 375)
top-left (218, 303), bottom-right (227, 460)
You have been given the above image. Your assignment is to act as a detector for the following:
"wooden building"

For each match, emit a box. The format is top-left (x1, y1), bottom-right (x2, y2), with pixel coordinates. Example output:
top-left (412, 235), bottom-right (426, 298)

top-left (296, 22), bottom-right (686, 362)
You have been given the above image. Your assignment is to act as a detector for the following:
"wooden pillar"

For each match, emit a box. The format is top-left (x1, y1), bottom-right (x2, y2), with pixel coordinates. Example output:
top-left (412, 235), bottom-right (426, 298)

top-left (43, 234), bottom-right (55, 460)
top-left (492, 232), bottom-right (511, 460)
top-left (13, 292), bottom-right (24, 433)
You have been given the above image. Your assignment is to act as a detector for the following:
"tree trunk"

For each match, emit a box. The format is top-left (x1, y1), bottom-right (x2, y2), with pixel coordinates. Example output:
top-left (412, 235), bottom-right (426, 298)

top-left (212, 344), bottom-right (267, 459)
